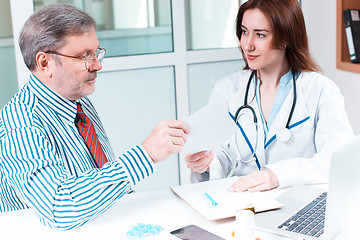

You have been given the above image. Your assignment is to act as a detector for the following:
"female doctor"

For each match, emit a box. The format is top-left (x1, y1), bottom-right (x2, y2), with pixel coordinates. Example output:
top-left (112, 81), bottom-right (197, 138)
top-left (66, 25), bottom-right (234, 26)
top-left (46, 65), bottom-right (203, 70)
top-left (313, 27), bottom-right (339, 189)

top-left (185, 0), bottom-right (354, 192)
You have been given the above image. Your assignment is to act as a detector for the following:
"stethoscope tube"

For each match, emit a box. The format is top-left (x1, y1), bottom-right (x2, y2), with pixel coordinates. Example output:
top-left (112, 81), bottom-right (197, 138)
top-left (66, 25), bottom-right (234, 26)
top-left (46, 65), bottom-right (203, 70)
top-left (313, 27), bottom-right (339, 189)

top-left (286, 71), bottom-right (297, 128)
top-left (232, 70), bottom-right (297, 171)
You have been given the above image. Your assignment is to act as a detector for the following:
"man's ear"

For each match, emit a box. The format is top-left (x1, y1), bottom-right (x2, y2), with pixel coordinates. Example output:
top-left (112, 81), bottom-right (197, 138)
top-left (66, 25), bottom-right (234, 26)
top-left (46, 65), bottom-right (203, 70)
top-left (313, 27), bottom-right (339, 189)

top-left (35, 52), bottom-right (52, 77)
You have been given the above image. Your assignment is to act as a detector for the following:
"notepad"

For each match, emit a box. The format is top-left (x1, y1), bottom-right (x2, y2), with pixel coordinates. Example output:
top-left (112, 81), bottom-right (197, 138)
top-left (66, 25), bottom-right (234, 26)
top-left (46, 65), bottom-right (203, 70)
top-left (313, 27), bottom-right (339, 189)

top-left (171, 177), bottom-right (284, 220)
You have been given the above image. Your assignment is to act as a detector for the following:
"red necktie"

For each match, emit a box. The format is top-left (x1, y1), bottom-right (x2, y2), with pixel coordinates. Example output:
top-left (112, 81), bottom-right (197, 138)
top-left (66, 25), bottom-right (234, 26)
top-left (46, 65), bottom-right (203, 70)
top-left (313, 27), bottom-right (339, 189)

top-left (75, 103), bottom-right (108, 168)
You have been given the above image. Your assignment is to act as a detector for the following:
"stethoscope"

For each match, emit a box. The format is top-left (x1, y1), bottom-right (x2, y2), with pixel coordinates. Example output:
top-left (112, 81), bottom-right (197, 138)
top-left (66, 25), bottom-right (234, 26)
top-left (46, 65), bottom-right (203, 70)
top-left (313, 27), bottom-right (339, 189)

top-left (226, 70), bottom-right (297, 176)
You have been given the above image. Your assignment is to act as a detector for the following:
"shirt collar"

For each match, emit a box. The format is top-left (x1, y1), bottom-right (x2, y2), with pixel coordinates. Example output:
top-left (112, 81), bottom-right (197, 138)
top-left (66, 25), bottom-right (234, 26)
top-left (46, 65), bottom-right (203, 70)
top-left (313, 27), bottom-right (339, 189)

top-left (254, 70), bottom-right (295, 139)
top-left (279, 70), bottom-right (293, 89)
top-left (28, 74), bottom-right (78, 122)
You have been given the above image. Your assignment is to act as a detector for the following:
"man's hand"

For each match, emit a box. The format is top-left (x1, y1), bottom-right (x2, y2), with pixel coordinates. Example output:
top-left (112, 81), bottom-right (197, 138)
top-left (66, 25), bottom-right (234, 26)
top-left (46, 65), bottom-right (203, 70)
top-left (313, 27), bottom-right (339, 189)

top-left (185, 151), bottom-right (214, 173)
top-left (230, 169), bottom-right (279, 192)
top-left (142, 120), bottom-right (190, 163)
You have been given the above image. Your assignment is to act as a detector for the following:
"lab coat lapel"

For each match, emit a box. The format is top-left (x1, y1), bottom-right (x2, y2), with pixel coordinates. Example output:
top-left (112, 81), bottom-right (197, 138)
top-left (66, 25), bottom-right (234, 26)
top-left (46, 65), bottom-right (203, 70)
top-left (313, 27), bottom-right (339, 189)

top-left (286, 80), bottom-right (311, 130)
top-left (266, 89), bottom-right (293, 145)
top-left (265, 76), bottom-right (310, 148)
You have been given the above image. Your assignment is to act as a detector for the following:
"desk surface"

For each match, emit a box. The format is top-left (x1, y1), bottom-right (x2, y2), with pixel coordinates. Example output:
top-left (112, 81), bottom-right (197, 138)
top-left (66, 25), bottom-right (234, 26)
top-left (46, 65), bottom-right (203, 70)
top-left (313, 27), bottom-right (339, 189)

top-left (0, 186), bottom-right (357, 240)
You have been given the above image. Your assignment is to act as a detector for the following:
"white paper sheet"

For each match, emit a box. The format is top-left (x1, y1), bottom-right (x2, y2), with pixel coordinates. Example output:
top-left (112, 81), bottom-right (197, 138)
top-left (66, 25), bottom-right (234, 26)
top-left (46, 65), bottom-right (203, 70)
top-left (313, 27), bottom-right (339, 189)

top-left (183, 102), bottom-right (239, 154)
top-left (171, 177), bottom-right (285, 221)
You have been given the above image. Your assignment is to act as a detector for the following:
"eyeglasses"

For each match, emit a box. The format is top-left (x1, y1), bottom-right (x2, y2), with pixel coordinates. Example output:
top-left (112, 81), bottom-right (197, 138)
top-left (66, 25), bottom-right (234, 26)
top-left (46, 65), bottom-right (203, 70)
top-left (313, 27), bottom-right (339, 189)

top-left (45, 48), bottom-right (106, 70)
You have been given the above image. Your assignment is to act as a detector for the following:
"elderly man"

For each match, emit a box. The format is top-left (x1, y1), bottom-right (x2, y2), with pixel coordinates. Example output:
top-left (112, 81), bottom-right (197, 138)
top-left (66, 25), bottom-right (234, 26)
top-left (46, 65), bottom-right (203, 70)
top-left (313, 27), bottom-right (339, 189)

top-left (0, 4), bottom-right (189, 230)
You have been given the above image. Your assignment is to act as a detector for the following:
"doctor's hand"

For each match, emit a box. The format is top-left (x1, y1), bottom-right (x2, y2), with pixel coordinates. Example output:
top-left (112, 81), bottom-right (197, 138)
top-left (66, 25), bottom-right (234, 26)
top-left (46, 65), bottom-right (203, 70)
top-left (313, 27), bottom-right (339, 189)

top-left (185, 151), bottom-right (214, 173)
top-left (230, 169), bottom-right (279, 192)
top-left (142, 120), bottom-right (190, 163)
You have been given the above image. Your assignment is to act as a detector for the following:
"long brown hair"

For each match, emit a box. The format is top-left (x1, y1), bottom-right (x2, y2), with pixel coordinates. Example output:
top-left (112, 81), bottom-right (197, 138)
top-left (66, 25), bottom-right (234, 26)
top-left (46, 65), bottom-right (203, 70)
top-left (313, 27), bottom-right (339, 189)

top-left (236, 0), bottom-right (320, 72)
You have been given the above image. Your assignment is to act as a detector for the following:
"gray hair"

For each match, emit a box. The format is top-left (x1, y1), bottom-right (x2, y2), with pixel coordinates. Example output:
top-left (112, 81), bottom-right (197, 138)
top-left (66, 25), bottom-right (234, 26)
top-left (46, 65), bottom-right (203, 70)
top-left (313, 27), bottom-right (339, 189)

top-left (19, 3), bottom-right (96, 71)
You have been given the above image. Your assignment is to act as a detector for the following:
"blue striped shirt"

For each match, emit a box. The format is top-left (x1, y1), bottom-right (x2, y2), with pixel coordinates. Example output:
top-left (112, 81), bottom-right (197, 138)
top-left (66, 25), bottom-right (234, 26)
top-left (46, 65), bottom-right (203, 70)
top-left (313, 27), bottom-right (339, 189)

top-left (0, 74), bottom-right (154, 230)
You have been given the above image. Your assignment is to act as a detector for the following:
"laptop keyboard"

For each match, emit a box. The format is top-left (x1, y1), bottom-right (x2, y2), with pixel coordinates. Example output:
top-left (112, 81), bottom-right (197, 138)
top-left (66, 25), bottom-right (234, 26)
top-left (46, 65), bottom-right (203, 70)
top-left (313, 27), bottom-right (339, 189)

top-left (277, 192), bottom-right (327, 238)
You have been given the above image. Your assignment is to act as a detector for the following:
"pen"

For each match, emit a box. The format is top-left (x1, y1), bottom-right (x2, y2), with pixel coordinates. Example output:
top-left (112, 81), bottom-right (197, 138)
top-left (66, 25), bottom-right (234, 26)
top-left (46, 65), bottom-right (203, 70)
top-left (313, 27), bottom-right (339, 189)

top-left (204, 192), bottom-right (218, 206)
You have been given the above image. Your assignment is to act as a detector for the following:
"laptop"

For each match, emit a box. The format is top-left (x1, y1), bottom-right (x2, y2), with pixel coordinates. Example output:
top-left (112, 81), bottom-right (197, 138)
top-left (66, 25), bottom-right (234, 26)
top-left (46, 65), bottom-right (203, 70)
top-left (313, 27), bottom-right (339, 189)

top-left (255, 135), bottom-right (360, 240)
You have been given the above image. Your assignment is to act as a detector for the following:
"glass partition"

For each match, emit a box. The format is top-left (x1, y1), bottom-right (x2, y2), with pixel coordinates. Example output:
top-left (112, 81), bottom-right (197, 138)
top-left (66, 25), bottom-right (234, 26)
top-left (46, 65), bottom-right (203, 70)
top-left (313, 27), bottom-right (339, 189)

top-left (188, 60), bottom-right (244, 114)
top-left (0, 0), bottom-right (18, 108)
top-left (90, 66), bottom-right (178, 191)
top-left (0, 0), bottom-right (13, 38)
top-left (34, 0), bottom-right (173, 57)
top-left (185, 0), bottom-right (240, 50)
top-left (0, 45), bottom-right (18, 108)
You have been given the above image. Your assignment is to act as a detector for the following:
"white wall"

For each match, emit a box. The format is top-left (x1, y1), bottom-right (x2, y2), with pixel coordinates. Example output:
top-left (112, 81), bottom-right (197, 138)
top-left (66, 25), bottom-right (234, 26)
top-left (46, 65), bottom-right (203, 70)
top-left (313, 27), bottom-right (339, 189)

top-left (303, 0), bottom-right (360, 134)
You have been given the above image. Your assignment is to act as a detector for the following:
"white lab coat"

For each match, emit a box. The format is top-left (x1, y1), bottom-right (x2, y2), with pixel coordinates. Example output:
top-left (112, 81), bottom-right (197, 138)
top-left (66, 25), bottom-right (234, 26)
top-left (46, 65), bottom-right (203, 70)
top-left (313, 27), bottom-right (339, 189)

top-left (207, 70), bottom-right (354, 188)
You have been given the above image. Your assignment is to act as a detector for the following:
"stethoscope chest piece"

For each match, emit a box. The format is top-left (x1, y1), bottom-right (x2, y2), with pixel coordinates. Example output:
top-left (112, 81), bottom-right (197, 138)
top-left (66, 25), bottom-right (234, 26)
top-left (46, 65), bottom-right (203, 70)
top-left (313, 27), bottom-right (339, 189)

top-left (276, 128), bottom-right (292, 143)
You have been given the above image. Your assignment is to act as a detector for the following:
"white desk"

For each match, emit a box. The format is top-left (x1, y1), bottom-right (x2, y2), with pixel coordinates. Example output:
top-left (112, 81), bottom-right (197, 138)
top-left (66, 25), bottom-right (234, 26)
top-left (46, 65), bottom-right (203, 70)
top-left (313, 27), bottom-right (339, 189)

top-left (0, 187), bottom-right (358, 240)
